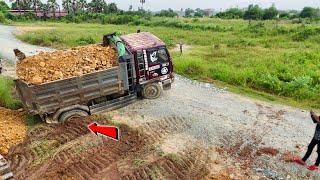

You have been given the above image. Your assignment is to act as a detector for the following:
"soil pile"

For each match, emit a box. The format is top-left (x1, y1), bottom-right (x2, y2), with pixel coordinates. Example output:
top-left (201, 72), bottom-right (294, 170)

top-left (16, 45), bottom-right (118, 85)
top-left (0, 107), bottom-right (26, 154)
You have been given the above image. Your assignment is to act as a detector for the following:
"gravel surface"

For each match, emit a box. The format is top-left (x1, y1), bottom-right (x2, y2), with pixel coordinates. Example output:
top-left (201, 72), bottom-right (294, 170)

top-left (117, 75), bottom-right (317, 178)
top-left (122, 75), bottom-right (312, 151)
top-left (0, 25), bottom-right (53, 62)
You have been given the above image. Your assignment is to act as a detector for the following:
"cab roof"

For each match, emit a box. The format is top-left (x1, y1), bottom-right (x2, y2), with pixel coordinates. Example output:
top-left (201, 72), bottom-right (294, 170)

top-left (120, 32), bottom-right (165, 52)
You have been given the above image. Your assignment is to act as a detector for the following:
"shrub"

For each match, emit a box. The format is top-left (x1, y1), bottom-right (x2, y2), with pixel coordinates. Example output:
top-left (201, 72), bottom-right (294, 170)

top-left (0, 12), bottom-right (5, 23)
top-left (292, 27), bottom-right (320, 41)
top-left (0, 77), bottom-right (22, 109)
top-left (256, 73), bottom-right (282, 93)
top-left (76, 37), bottom-right (95, 45)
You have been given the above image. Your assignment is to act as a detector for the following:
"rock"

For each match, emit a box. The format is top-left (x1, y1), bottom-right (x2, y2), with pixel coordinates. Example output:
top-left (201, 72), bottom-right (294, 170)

top-left (32, 75), bottom-right (43, 84)
top-left (39, 61), bottom-right (46, 67)
top-left (54, 71), bottom-right (63, 78)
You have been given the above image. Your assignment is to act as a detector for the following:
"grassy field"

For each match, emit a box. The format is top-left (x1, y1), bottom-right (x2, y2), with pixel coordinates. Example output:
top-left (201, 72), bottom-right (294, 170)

top-left (13, 18), bottom-right (320, 109)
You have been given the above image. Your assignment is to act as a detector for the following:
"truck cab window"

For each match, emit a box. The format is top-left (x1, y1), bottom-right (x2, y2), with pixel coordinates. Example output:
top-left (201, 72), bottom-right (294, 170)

top-left (148, 48), bottom-right (168, 65)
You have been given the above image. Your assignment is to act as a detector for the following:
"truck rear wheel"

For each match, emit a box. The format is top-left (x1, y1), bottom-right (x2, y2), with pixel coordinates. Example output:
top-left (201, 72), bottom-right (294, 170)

top-left (59, 109), bottom-right (89, 123)
top-left (142, 83), bottom-right (162, 99)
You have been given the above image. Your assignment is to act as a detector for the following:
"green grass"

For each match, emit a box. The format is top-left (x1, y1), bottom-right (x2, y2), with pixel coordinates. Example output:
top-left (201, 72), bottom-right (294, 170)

top-left (0, 76), bottom-right (22, 109)
top-left (12, 18), bottom-right (320, 109)
top-left (133, 159), bottom-right (145, 168)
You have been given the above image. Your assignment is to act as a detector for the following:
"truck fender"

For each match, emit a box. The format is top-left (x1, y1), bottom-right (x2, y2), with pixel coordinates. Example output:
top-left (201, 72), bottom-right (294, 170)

top-left (52, 105), bottom-right (90, 121)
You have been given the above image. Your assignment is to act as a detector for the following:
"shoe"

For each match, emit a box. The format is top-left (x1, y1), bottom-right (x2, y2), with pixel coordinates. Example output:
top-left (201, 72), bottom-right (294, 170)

top-left (308, 165), bottom-right (319, 171)
top-left (294, 158), bottom-right (306, 166)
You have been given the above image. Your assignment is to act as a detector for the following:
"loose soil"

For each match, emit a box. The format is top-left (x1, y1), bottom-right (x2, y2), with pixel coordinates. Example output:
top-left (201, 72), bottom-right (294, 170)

top-left (5, 115), bottom-right (210, 179)
top-left (0, 107), bottom-right (26, 155)
top-left (16, 44), bottom-right (118, 85)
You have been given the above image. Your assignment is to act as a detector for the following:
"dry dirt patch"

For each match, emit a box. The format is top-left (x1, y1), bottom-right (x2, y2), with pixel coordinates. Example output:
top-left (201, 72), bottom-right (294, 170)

top-left (6, 115), bottom-right (210, 179)
top-left (0, 107), bottom-right (26, 154)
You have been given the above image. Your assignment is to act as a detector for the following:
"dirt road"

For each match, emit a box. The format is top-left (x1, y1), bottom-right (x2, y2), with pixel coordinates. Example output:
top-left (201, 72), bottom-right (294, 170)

top-left (2, 26), bottom-right (319, 179)
top-left (0, 25), bottom-right (53, 62)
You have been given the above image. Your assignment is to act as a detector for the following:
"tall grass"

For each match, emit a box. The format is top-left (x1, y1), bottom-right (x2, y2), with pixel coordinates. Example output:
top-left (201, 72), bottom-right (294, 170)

top-left (0, 76), bottom-right (22, 109)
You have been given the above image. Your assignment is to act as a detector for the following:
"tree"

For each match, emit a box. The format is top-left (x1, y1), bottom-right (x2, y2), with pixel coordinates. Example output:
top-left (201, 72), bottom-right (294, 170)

top-left (62, 0), bottom-right (72, 14)
top-left (0, 1), bottom-right (9, 13)
top-left (104, 3), bottom-right (118, 14)
top-left (77, 0), bottom-right (87, 12)
top-left (184, 8), bottom-right (194, 17)
top-left (47, 0), bottom-right (59, 18)
top-left (300, 7), bottom-right (319, 18)
top-left (128, 5), bottom-right (133, 11)
top-left (244, 4), bottom-right (263, 20)
top-left (88, 0), bottom-right (106, 13)
top-left (140, 0), bottom-right (145, 9)
top-left (156, 8), bottom-right (178, 17)
top-left (279, 11), bottom-right (290, 19)
top-left (263, 5), bottom-right (278, 20)
top-left (0, 1), bottom-right (9, 22)
top-left (31, 0), bottom-right (41, 12)
top-left (39, 3), bottom-right (50, 18)
top-left (194, 8), bottom-right (204, 17)
top-left (11, 0), bottom-right (32, 10)
top-left (216, 8), bottom-right (244, 19)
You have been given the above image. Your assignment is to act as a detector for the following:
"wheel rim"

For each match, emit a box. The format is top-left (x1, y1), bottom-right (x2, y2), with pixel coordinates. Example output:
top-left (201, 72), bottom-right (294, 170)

top-left (145, 85), bottom-right (159, 98)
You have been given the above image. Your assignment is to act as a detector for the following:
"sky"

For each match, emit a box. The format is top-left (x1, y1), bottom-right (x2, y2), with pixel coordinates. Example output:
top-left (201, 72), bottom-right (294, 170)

top-left (3, 0), bottom-right (320, 11)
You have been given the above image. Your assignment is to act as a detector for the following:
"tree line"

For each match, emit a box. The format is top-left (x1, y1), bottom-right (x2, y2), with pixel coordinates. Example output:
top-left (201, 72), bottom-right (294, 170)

top-left (8, 0), bottom-right (119, 16)
top-left (215, 5), bottom-right (320, 20)
top-left (1, 0), bottom-right (320, 23)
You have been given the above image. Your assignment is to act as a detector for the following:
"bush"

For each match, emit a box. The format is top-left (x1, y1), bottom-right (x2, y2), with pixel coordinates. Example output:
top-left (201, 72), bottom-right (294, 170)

top-left (292, 27), bottom-right (320, 41)
top-left (256, 73), bottom-right (283, 93)
top-left (0, 77), bottom-right (22, 109)
top-left (0, 12), bottom-right (5, 23)
top-left (76, 36), bottom-right (95, 45)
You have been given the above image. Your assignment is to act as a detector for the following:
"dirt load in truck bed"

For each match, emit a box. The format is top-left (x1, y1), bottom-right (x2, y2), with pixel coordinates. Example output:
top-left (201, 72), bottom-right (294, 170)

top-left (16, 44), bottom-right (118, 85)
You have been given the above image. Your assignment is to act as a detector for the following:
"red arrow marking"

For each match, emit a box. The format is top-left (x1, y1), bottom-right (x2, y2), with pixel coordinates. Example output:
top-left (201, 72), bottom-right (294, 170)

top-left (88, 122), bottom-right (120, 141)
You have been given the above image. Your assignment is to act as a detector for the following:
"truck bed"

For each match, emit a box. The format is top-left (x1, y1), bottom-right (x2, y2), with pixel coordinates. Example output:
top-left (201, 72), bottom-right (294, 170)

top-left (15, 66), bottom-right (124, 115)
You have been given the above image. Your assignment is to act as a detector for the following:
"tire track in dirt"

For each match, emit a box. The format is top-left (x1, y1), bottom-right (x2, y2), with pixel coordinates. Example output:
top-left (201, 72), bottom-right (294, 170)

top-left (7, 116), bottom-right (208, 179)
top-left (139, 116), bottom-right (192, 143)
top-left (121, 148), bottom-right (209, 180)
top-left (6, 117), bottom-right (92, 179)
top-left (35, 124), bottom-right (146, 179)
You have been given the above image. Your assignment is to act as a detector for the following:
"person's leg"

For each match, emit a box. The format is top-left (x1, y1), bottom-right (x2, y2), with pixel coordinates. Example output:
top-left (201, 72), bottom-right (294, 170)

top-left (315, 141), bottom-right (320, 166)
top-left (302, 138), bottom-right (317, 162)
top-left (308, 142), bottom-right (320, 170)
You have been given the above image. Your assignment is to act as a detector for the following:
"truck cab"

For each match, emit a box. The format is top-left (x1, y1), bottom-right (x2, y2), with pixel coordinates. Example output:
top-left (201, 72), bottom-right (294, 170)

top-left (120, 32), bottom-right (174, 99)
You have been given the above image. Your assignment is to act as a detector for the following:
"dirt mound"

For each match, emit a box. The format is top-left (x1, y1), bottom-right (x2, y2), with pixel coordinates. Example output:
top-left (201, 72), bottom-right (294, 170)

top-left (0, 107), bottom-right (26, 155)
top-left (16, 45), bottom-right (118, 85)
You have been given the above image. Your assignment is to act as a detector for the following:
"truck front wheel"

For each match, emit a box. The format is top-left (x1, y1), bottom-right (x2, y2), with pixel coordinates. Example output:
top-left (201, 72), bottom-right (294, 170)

top-left (142, 83), bottom-right (162, 99)
top-left (59, 109), bottom-right (89, 123)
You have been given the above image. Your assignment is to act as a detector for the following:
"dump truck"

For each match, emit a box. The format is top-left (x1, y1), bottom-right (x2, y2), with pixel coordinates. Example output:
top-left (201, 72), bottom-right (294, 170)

top-left (15, 32), bottom-right (174, 123)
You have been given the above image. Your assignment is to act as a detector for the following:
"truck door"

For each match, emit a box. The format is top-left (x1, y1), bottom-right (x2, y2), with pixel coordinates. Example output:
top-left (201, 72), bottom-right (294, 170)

top-left (136, 50), bottom-right (147, 83)
top-left (146, 48), bottom-right (170, 80)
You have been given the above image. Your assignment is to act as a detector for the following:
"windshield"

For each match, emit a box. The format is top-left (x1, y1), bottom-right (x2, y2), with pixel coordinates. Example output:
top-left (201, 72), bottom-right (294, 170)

top-left (148, 48), bottom-right (169, 65)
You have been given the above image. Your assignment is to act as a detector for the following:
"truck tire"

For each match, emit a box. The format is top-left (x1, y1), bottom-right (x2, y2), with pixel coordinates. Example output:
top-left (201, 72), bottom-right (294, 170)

top-left (142, 83), bottom-right (162, 99)
top-left (59, 109), bottom-right (89, 123)
top-left (0, 154), bottom-right (13, 180)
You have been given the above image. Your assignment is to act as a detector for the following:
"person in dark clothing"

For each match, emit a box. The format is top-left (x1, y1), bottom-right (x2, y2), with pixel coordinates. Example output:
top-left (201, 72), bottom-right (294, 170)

top-left (295, 110), bottom-right (320, 171)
